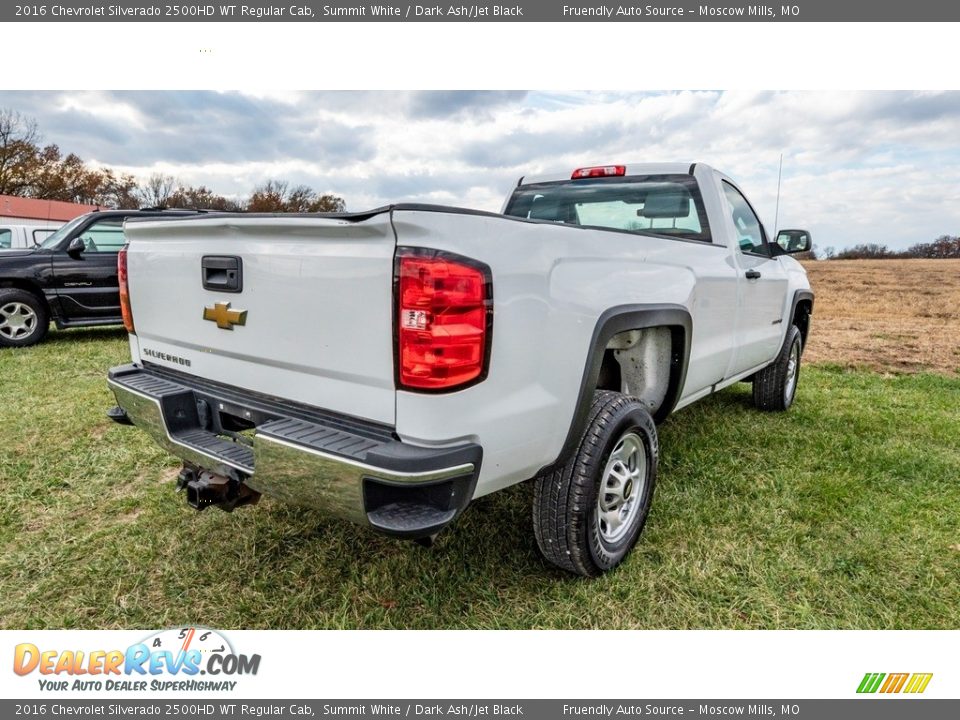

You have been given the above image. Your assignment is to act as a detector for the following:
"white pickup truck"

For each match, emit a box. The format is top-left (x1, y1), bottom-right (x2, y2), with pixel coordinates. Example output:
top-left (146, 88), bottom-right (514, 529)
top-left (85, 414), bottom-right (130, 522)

top-left (107, 162), bottom-right (814, 576)
top-left (0, 224), bottom-right (59, 250)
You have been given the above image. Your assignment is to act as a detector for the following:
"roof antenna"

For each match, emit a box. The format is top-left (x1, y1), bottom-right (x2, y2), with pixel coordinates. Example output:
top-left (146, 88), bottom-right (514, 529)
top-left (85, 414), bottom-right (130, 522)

top-left (773, 153), bottom-right (783, 234)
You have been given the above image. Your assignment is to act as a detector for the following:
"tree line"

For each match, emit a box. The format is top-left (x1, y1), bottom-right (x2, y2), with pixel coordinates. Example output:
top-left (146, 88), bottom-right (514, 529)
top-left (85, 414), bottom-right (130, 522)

top-left (0, 109), bottom-right (345, 213)
top-left (817, 236), bottom-right (960, 260)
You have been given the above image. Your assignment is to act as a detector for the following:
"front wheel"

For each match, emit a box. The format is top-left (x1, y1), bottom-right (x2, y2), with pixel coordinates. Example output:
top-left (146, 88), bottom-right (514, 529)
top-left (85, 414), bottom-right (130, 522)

top-left (533, 391), bottom-right (658, 577)
top-left (0, 289), bottom-right (49, 348)
top-left (752, 324), bottom-right (802, 411)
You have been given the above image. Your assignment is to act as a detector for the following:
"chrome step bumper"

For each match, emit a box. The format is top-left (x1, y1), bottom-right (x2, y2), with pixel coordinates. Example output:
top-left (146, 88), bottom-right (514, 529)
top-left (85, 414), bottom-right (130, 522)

top-left (107, 364), bottom-right (481, 537)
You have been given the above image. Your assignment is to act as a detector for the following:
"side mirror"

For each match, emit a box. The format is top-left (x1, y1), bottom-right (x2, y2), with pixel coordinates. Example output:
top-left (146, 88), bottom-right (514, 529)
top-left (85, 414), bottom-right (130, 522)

top-left (66, 237), bottom-right (86, 257)
top-left (775, 229), bottom-right (812, 254)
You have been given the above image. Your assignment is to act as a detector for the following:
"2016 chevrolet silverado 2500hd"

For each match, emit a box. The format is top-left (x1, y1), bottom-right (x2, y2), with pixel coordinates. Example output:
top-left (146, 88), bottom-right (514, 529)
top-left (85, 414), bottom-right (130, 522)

top-left (0, 209), bottom-right (199, 347)
top-left (107, 163), bottom-right (814, 576)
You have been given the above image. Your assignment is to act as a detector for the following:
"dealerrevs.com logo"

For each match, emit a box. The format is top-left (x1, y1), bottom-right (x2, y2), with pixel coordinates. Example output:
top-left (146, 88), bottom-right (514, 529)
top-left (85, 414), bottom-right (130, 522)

top-left (857, 672), bottom-right (933, 694)
top-left (13, 627), bottom-right (260, 693)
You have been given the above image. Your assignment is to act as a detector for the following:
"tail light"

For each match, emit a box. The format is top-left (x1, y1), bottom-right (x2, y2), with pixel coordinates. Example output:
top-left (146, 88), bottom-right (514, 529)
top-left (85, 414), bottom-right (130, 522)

top-left (572, 165), bottom-right (626, 179)
top-left (396, 248), bottom-right (492, 391)
top-left (118, 245), bottom-right (135, 334)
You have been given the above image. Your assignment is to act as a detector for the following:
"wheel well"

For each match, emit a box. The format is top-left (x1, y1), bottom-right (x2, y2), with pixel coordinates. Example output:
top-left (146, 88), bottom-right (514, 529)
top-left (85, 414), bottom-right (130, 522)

top-left (0, 280), bottom-right (51, 314)
top-left (793, 299), bottom-right (812, 349)
top-left (598, 325), bottom-right (680, 418)
top-left (597, 349), bottom-right (622, 392)
top-left (540, 305), bottom-right (691, 477)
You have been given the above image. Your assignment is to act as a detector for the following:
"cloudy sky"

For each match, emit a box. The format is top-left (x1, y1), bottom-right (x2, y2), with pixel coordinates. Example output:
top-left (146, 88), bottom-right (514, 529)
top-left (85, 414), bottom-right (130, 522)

top-left (3, 90), bottom-right (959, 251)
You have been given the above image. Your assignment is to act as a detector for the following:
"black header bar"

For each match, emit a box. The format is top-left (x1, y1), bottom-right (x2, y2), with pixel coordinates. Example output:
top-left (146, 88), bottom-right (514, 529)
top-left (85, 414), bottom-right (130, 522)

top-left (7, 0), bottom-right (960, 22)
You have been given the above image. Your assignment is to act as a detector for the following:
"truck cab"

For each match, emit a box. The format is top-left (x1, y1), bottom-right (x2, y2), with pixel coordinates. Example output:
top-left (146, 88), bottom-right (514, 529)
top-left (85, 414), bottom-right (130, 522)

top-left (502, 163), bottom-right (813, 397)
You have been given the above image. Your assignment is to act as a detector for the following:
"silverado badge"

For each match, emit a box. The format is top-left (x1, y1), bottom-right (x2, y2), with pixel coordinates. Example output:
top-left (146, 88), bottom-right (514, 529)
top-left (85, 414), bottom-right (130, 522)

top-left (203, 301), bottom-right (247, 330)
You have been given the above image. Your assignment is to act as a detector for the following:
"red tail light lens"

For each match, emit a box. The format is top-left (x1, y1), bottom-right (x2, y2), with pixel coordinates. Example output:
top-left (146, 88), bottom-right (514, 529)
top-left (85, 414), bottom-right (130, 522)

top-left (118, 246), bottom-right (135, 334)
top-left (396, 249), bottom-right (492, 391)
top-left (571, 165), bottom-right (626, 179)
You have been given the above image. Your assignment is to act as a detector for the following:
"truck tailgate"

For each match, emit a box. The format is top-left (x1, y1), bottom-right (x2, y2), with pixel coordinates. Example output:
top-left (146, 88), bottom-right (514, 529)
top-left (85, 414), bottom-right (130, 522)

top-left (123, 212), bottom-right (397, 425)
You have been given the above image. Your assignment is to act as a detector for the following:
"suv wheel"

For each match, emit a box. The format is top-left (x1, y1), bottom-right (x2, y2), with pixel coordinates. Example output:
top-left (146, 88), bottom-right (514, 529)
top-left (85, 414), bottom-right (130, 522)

top-left (0, 289), bottom-right (49, 348)
top-left (752, 324), bottom-right (802, 411)
top-left (533, 391), bottom-right (658, 577)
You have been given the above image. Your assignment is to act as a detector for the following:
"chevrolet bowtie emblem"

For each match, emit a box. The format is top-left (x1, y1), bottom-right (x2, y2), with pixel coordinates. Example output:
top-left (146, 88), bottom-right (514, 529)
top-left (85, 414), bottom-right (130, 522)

top-left (203, 301), bottom-right (247, 330)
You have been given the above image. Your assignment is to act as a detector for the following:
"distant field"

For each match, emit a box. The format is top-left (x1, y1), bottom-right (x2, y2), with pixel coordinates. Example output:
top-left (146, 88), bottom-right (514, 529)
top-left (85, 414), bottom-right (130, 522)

top-left (802, 258), bottom-right (960, 375)
top-left (1, 260), bottom-right (958, 630)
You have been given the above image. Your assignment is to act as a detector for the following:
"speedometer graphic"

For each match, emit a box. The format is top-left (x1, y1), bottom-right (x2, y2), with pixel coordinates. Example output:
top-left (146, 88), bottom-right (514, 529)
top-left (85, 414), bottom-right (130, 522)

top-left (140, 627), bottom-right (234, 661)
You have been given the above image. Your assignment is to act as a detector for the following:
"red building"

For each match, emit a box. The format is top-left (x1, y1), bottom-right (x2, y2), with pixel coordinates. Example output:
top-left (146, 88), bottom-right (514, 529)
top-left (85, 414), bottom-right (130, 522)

top-left (0, 195), bottom-right (100, 226)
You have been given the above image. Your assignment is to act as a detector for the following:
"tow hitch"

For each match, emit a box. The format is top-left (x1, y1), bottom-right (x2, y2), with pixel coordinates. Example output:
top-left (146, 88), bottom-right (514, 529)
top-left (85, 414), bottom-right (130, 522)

top-left (176, 466), bottom-right (260, 512)
top-left (106, 405), bottom-right (133, 425)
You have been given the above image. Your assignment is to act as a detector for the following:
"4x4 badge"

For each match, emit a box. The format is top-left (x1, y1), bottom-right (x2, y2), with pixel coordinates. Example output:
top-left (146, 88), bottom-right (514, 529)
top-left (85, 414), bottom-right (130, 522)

top-left (203, 301), bottom-right (247, 330)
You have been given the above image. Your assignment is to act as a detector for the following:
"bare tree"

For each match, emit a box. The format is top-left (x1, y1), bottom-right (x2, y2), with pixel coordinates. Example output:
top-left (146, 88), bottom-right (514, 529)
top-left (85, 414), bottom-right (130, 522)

top-left (246, 179), bottom-right (289, 212)
top-left (0, 109), bottom-right (41, 196)
top-left (833, 243), bottom-right (894, 260)
top-left (905, 235), bottom-right (960, 259)
top-left (136, 173), bottom-right (178, 208)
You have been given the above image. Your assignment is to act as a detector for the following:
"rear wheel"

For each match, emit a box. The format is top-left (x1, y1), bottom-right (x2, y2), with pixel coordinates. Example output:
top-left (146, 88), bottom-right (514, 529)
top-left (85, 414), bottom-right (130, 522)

top-left (0, 289), bottom-right (48, 348)
top-left (752, 324), bottom-right (802, 411)
top-left (533, 391), bottom-right (658, 577)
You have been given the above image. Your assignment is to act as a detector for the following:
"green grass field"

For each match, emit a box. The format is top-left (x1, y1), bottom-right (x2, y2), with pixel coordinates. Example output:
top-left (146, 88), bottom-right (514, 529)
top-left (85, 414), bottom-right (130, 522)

top-left (1, 327), bottom-right (959, 629)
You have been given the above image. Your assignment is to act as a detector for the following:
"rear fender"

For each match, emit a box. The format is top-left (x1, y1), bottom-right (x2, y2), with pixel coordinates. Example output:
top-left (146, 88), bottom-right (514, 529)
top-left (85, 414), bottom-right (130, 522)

top-left (539, 304), bottom-right (691, 475)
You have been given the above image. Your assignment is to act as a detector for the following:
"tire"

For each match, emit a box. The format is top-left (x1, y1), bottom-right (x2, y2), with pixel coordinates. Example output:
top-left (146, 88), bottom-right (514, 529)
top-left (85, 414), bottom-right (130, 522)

top-left (533, 391), bottom-right (658, 577)
top-left (752, 324), bottom-right (802, 411)
top-left (0, 289), bottom-right (49, 348)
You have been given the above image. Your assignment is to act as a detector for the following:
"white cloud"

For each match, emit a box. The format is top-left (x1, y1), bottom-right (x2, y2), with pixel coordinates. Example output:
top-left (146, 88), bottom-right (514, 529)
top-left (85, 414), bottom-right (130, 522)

top-left (2, 90), bottom-right (958, 250)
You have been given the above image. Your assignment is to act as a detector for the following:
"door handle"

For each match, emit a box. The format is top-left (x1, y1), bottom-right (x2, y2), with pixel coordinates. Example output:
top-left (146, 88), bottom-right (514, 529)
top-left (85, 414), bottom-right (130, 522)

top-left (202, 256), bottom-right (243, 293)
top-left (745, 269), bottom-right (761, 280)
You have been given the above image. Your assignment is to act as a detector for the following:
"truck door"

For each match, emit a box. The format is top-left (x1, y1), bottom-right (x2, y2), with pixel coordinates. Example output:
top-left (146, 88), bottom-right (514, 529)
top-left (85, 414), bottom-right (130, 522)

top-left (720, 181), bottom-right (790, 375)
top-left (51, 217), bottom-right (125, 321)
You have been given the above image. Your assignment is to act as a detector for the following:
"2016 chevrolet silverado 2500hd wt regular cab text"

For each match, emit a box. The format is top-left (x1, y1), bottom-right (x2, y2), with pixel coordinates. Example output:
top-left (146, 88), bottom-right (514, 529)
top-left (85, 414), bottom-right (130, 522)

top-left (107, 163), bottom-right (814, 576)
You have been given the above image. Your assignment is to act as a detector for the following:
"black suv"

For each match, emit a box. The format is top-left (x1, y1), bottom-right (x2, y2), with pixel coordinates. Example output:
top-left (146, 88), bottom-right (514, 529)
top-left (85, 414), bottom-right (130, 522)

top-left (0, 209), bottom-right (200, 348)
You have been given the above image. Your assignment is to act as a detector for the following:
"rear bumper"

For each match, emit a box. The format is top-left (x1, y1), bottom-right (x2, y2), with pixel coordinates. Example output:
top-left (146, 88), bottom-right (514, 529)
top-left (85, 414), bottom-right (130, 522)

top-left (107, 364), bottom-right (481, 538)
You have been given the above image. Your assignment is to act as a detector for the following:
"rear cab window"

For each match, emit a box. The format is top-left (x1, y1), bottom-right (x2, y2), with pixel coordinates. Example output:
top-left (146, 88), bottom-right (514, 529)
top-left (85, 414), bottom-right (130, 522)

top-left (503, 174), bottom-right (712, 243)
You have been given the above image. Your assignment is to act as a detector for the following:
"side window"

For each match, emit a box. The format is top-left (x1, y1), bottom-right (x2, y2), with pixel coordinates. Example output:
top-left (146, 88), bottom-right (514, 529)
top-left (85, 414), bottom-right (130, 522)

top-left (0, 229), bottom-right (11, 249)
top-left (77, 219), bottom-right (126, 253)
top-left (722, 182), bottom-right (766, 255)
top-left (32, 229), bottom-right (55, 246)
